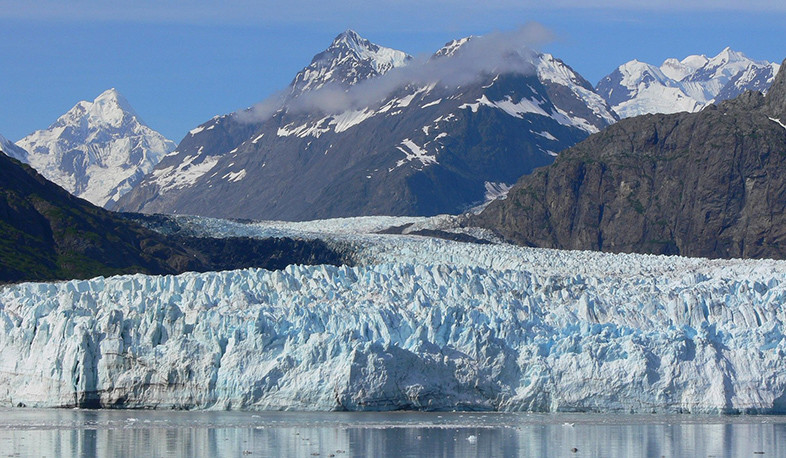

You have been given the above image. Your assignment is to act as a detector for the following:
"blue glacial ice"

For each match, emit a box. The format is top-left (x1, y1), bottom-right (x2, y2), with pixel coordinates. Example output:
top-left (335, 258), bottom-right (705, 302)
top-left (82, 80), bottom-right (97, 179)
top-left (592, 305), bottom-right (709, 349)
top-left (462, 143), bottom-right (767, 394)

top-left (0, 215), bottom-right (785, 412)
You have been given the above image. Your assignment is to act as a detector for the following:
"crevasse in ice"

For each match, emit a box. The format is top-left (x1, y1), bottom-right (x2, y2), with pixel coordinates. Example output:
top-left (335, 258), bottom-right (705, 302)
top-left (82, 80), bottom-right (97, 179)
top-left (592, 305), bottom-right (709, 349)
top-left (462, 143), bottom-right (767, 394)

top-left (1, 216), bottom-right (785, 412)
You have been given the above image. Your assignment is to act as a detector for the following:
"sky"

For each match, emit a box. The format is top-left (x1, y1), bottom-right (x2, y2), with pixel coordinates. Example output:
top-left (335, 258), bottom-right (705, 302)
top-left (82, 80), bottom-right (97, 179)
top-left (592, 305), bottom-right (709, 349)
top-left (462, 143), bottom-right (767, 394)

top-left (1, 1), bottom-right (785, 143)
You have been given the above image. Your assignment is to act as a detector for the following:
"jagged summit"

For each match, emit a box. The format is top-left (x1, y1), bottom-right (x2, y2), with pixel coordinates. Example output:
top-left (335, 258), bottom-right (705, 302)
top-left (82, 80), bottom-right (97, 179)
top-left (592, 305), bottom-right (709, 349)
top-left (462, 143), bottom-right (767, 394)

top-left (94, 87), bottom-right (132, 108)
top-left (677, 46), bottom-right (745, 69)
top-left (330, 29), bottom-right (410, 74)
top-left (16, 89), bottom-right (175, 208)
top-left (50, 88), bottom-right (141, 132)
top-left (432, 36), bottom-right (473, 59)
top-left (330, 29), bottom-right (368, 50)
top-left (711, 47), bottom-right (750, 67)
top-left (288, 30), bottom-right (411, 95)
top-left (597, 48), bottom-right (780, 118)
top-left (92, 87), bottom-right (139, 121)
top-left (685, 47), bottom-right (766, 88)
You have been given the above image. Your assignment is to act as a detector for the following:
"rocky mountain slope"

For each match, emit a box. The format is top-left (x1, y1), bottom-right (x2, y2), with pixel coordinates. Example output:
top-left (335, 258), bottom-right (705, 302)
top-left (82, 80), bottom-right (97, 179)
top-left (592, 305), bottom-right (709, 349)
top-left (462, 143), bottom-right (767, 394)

top-left (16, 89), bottom-right (175, 209)
top-left (116, 29), bottom-right (617, 220)
top-left (475, 58), bottom-right (786, 260)
top-left (597, 48), bottom-right (780, 118)
top-left (0, 149), bottom-right (346, 283)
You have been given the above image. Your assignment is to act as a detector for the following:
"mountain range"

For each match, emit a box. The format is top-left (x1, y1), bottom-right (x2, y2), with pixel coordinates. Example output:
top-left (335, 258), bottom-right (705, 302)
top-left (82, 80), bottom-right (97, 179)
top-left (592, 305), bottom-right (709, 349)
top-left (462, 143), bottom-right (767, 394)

top-left (115, 30), bottom-right (617, 220)
top-left (5, 33), bottom-right (780, 227)
top-left (475, 58), bottom-right (786, 260)
top-left (15, 89), bottom-right (175, 209)
top-left (596, 48), bottom-right (780, 118)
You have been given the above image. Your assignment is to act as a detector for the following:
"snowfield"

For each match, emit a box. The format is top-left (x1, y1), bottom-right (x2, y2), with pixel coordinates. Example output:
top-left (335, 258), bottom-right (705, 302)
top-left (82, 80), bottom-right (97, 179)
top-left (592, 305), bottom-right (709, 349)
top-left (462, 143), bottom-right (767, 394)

top-left (1, 215), bottom-right (786, 413)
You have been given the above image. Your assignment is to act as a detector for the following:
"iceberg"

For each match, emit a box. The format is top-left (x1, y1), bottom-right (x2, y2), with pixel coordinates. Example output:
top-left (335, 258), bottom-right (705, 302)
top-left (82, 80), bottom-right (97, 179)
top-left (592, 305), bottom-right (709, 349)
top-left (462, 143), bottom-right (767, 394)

top-left (1, 216), bottom-right (785, 413)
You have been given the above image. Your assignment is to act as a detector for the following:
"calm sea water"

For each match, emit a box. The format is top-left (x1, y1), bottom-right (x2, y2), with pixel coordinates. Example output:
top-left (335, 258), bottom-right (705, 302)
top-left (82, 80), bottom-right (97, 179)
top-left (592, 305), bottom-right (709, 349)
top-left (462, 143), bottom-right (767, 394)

top-left (0, 409), bottom-right (784, 457)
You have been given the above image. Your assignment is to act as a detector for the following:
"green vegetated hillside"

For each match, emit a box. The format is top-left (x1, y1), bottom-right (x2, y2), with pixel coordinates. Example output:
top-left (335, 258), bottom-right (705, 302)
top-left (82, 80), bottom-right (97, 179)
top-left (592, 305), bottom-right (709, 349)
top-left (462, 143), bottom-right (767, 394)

top-left (0, 152), bottom-right (346, 283)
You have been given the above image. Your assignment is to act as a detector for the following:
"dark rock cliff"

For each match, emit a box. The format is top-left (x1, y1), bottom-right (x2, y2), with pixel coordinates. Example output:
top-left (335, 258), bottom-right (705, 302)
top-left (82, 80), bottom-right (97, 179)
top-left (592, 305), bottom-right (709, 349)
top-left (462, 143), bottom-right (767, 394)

top-left (475, 59), bottom-right (786, 260)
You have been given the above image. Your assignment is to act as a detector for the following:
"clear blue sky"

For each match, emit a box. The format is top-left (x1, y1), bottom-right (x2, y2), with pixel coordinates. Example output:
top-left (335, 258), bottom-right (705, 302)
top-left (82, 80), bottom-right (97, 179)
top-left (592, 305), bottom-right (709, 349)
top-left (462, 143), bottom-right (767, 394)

top-left (1, 1), bottom-right (784, 143)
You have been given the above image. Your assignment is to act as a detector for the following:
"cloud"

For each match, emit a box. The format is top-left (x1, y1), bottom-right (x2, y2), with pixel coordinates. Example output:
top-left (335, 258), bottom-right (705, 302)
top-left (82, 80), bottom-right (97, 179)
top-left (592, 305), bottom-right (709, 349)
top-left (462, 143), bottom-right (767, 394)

top-left (1, 0), bottom-right (784, 24)
top-left (236, 24), bottom-right (555, 124)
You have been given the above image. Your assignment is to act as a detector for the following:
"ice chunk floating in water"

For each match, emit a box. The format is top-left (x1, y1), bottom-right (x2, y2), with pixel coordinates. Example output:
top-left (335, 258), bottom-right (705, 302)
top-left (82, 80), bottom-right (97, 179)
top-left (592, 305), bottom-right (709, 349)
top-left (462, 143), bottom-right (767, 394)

top-left (1, 217), bottom-right (786, 412)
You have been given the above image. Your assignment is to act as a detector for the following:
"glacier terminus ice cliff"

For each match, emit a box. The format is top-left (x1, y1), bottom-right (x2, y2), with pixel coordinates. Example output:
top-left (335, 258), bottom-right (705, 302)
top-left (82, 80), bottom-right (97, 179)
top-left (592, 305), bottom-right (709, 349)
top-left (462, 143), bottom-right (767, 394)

top-left (1, 216), bottom-right (785, 413)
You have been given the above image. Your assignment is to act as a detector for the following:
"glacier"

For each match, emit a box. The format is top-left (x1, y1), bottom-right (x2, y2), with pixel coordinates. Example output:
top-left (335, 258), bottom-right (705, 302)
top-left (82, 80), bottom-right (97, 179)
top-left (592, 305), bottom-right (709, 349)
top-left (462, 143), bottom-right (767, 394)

top-left (1, 216), bottom-right (786, 413)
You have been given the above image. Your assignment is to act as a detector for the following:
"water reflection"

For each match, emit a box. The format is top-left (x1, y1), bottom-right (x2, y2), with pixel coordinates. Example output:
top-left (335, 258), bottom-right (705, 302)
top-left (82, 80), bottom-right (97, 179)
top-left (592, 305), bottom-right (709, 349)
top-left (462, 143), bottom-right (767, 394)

top-left (0, 410), bottom-right (784, 457)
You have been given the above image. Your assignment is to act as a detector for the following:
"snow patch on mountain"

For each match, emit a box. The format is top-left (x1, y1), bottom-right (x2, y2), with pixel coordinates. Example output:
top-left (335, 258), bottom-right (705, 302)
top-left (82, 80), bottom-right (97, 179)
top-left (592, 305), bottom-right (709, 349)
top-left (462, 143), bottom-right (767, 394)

top-left (534, 130), bottom-right (557, 141)
top-left (493, 96), bottom-right (551, 119)
top-left (459, 94), bottom-right (491, 113)
top-left (548, 107), bottom-right (598, 134)
top-left (484, 181), bottom-right (512, 201)
top-left (222, 169), bottom-right (247, 183)
top-left (396, 139), bottom-right (437, 168)
top-left (15, 89), bottom-right (175, 208)
top-left (330, 109), bottom-right (376, 133)
top-left (279, 86), bottom-right (437, 139)
top-left (152, 154), bottom-right (220, 193)
top-left (460, 93), bottom-right (578, 126)
top-left (468, 181), bottom-right (514, 213)
top-left (277, 120), bottom-right (331, 139)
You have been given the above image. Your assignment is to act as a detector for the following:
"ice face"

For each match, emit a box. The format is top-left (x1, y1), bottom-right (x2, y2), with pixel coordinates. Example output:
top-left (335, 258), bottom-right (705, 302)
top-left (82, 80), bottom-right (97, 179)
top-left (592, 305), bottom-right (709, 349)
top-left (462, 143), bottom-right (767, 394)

top-left (1, 216), bottom-right (785, 413)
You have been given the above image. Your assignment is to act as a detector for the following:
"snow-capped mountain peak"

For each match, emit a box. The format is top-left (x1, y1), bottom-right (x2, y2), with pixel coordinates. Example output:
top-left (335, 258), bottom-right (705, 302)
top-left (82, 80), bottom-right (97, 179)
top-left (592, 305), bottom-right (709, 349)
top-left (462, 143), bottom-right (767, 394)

top-left (597, 48), bottom-right (779, 118)
top-left (687, 47), bottom-right (763, 85)
top-left (680, 54), bottom-right (710, 70)
top-left (432, 36), bottom-right (474, 59)
top-left (594, 60), bottom-right (688, 116)
top-left (90, 88), bottom-right (139, 127)
top-left (16, 89), bottom-right (175, 208)
top-left (712, 46), bottom-right (747, 66)
top-left (51, 88), bottom-right (139, 132)
top-left (329, 29), bottom-right (409, 74)
top-left (289, 30), bottom-right (411, 95)
top-left (94, 87), bottom-right (135, 112)
top-left (618, 60), bottom-right (673, 88)
top-left (534, 53), bottom-right (618, 132)
top-left (661, 57), bottom-right (694, 81)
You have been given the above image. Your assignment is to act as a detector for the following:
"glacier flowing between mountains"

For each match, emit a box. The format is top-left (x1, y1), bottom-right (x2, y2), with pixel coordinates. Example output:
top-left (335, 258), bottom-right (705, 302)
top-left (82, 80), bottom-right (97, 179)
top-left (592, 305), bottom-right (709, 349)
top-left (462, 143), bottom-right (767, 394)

top-left (1, 216), bottom-right (786, 413)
